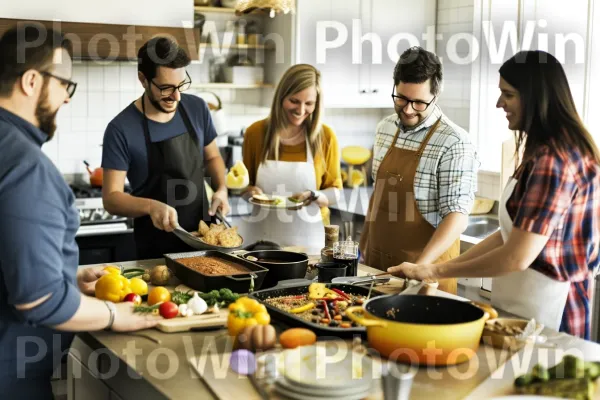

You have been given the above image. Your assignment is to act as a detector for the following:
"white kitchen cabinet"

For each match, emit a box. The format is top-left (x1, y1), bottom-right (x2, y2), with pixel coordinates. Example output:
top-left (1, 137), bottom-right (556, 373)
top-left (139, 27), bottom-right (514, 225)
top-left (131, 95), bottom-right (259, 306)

top-left (294, 0), bottom-right (436, 108)
top-left (296, 0), bottom-right (362, 107)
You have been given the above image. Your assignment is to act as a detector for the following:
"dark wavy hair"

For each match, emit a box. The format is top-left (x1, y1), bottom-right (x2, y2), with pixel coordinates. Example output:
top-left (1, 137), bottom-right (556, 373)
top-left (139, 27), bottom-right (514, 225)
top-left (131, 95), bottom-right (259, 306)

top-left (137, 37), bottom-right (190, 81)
top-left (393, 46), bottom-right (443, 96)
top-left (500, 50), bottom-right (600, 165)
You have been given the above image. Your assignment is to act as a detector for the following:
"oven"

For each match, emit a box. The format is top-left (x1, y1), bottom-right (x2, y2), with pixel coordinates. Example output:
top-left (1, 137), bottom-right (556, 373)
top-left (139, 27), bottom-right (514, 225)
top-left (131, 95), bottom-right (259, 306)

top-left (71, 185), bottom-right (137, 265)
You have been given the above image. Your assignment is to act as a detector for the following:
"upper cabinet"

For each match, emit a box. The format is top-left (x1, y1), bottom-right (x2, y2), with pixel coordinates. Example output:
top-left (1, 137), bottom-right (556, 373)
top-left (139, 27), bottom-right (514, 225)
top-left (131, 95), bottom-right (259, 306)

top-left (294, 0), bottom-right (436, 108)
top-left (3, 0), bottom-right (193, 27)
top-left (0, 0), bottom-right (197, 61)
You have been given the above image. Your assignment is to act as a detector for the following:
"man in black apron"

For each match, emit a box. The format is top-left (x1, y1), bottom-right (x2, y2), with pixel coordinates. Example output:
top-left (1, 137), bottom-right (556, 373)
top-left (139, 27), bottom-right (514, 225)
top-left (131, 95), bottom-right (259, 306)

top-left (101, 37), bottom-right (230, 259)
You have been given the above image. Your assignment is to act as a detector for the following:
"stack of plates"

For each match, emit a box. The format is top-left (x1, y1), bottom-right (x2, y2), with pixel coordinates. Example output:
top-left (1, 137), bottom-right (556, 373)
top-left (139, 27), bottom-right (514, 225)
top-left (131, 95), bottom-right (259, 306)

top-left (273, 376), bottom-right (374, 400)
top-left (267, 344), bottom-right (380, 400)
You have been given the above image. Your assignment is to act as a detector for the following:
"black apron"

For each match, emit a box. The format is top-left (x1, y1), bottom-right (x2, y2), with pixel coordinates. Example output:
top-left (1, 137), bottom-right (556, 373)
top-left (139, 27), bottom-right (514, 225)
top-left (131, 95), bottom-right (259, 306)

top-left (133, 95), bottom-right (210, 259)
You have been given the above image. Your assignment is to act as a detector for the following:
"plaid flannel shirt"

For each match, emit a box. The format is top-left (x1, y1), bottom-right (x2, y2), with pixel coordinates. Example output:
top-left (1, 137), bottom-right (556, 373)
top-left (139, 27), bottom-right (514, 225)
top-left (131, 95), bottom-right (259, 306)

top-left (372, 107), bottom-right (479, 227)
top-left (507, 146), bottom-right (600, 339)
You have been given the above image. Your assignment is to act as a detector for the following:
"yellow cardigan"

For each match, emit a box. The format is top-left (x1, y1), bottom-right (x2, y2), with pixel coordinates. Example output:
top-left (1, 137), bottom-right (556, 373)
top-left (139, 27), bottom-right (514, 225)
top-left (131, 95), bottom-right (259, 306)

top-left (242, 119), bottom-right (343, 225)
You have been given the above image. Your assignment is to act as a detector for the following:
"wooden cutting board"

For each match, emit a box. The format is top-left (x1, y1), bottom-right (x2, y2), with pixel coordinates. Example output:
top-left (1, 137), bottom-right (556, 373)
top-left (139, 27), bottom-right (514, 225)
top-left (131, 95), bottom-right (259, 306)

top-left (156, 309), bottom-right (229, 333)
top-left (155, 283), bottom-right (229, 333)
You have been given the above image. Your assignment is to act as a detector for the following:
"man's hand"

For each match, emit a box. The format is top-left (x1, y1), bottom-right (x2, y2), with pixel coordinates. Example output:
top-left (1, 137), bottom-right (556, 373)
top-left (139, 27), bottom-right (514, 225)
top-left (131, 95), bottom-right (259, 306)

top-left (387, 262), bottom-right (435, 281)
top-left (148, 200), bottom-right (178, 232)
top-left (210, 189), bottom-right (230, 216)
top-left (111, 302), bottom-right (162, 332)
top-left (77, 267), bottom-right (108, 295)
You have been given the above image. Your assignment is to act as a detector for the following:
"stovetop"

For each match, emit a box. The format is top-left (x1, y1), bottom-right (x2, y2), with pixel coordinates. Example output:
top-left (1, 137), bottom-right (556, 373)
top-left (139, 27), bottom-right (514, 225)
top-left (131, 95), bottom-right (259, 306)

top-left (69, 183), bottom-right (130, 225)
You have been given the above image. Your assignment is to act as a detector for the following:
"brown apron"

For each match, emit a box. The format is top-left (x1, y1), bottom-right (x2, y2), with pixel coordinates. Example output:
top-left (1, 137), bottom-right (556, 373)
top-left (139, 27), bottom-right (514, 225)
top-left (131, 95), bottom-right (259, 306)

top-left (359, 118), bottom-right (459, 294)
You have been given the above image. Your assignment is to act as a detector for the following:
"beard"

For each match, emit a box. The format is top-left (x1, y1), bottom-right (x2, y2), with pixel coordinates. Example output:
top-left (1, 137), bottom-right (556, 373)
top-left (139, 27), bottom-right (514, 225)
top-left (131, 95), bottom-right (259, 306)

top-left (147, 88), bottom-right (177, 114)
top-left (35, 83), bottom-right (59, 141)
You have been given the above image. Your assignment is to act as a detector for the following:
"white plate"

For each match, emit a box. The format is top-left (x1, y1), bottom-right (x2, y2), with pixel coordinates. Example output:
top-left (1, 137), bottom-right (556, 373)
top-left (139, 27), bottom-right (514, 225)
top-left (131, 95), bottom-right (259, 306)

top-left (276, 344), bottom-right (379, 391)
top-left (248, 196), bottom-right (302, 210)
top-left (273, 382), bottom-right (372, 400)
top-left (276, 376), bottom-right (372, 397)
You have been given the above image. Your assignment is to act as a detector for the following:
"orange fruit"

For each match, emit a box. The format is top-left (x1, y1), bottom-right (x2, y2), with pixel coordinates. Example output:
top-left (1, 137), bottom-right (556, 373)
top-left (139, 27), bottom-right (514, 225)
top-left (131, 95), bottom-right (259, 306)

top-left (147, 286), bottom-right (171, 306)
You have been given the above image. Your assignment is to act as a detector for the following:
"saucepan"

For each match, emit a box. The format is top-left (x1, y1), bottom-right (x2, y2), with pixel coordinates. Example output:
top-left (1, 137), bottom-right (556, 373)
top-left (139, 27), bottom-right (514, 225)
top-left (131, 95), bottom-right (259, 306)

top-left (346, 294), bottom-right (493, 365)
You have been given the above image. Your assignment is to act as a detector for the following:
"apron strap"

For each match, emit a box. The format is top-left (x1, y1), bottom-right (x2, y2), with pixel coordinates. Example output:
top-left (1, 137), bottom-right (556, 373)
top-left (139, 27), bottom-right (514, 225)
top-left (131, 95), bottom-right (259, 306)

top-left (415, 117), bottom-right (442, 159)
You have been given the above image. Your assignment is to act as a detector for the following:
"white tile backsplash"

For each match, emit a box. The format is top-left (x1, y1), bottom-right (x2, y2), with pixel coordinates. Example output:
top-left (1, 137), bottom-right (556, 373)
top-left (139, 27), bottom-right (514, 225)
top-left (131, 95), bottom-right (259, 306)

top-left (51, 2), bottom-right (478, 175)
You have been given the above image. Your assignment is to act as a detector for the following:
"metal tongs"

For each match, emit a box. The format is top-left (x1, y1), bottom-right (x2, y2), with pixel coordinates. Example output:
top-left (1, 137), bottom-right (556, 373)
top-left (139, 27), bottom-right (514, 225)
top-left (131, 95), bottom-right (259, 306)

top-left (214, 210), bottom-right (232, 229)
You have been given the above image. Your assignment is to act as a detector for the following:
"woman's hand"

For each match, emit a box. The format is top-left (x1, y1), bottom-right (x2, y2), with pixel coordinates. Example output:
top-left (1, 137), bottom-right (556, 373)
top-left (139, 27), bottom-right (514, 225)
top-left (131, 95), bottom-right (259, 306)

top-left (243, 185), bottom-right (263, 200)
top-left (387, 262), bottom-right (436, 281)
top-left (291, 190), bottom-right (329, 207)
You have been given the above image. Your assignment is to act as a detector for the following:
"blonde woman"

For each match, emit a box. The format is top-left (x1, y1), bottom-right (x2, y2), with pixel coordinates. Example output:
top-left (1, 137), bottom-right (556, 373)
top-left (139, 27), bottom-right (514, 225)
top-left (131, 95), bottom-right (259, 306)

top-left (241, 64), bottom-right (342, 253)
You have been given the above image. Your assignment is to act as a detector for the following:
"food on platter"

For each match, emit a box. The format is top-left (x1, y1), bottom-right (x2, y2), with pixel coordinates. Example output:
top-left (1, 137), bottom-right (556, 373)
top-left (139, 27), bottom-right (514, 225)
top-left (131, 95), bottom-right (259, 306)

top-left (176, 256), bottom-right (251, 276)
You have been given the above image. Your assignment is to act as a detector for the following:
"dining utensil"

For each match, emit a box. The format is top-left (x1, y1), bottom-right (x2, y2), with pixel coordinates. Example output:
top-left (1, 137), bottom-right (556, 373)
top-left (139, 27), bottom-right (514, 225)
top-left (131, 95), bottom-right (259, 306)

top-left (215, 209), bottom-right (232, 229)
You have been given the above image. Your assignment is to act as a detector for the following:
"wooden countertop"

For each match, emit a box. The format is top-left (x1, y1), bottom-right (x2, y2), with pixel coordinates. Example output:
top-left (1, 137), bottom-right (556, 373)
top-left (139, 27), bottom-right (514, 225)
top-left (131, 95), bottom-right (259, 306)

top-left (75, 258), bottom-right (600, 400)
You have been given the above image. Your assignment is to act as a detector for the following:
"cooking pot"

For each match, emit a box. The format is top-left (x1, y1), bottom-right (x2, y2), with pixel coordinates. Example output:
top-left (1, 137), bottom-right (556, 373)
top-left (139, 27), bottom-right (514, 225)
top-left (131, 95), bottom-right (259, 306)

top-left (84, 160), bottom-right (103, 187)
top-left (241, 250), bottom-right (308, 289)
top-left (346, 294), bottom-right (491, 366)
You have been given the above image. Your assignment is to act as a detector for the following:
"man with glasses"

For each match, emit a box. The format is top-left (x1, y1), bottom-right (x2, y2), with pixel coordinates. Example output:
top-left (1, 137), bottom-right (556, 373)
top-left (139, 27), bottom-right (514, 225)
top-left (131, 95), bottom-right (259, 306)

top-left (0, 26), bottom-right (160, 398)
top-left (102, 37), bottom-right (230, 258)
top-left (360, 46), bottom-right (479, 294)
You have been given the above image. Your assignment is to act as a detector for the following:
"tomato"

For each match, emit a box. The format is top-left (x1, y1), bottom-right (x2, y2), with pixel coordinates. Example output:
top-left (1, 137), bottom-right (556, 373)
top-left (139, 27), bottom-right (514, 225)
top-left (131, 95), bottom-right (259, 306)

top-left (123, 293), bottom-right (142, 306)
top-left (159, 301), bottom-right (179, 319)
top-left (129, 277), bottom-right (148, 296)
top-left (147, 286), bottom-right (171, 306)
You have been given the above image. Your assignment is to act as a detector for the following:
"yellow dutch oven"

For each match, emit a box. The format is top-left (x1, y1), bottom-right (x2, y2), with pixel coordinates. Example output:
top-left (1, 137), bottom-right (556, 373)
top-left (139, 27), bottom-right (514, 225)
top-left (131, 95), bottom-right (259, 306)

top-left (346, 294), bottom-right (491, 366)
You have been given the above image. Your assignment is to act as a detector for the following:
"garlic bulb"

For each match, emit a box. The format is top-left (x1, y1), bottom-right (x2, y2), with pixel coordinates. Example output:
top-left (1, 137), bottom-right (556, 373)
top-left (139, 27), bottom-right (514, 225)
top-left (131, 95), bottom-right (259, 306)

top-left (187, 293), bottom-right (208, 315)
top-left (178, 303), bottom-right (194, 317)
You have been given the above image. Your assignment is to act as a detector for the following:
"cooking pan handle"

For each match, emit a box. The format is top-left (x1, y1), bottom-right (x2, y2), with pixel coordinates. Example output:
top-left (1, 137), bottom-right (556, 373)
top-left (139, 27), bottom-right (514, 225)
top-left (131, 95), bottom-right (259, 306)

top-left (225, 273), bottom-right (258, 282)
top-left (345, 306), bottom-right (387, 327)
top-left (470, 301), bottom-right (498, 321)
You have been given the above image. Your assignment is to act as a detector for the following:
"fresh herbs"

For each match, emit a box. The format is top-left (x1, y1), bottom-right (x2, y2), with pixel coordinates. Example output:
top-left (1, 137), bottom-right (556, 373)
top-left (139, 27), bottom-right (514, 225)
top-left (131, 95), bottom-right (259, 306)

top-left (171, 288), bottom-right (240, 307)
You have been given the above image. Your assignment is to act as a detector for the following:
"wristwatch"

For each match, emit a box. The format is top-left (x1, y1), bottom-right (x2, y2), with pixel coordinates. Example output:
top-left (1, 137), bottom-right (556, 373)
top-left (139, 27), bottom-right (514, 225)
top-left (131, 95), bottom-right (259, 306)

top-left (104, 301), bottom-right (116, 330)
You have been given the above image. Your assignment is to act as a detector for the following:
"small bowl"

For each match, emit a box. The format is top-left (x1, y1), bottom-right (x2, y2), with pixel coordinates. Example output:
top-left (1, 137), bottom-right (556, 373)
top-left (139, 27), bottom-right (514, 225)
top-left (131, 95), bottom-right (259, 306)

top-left (481, 318), bottom-right (542, 350)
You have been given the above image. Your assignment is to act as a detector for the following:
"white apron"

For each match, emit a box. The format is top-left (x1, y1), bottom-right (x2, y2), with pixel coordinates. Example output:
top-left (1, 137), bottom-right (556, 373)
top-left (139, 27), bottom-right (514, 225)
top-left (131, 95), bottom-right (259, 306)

top-left (490, 177), bottom-right (570, 330)
top-left (239, 140), bottom-right (325, 255)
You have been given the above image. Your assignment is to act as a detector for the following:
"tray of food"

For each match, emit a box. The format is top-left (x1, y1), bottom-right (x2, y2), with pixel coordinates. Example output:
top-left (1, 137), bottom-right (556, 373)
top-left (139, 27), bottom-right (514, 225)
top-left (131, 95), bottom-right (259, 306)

top-left (174, 221), bottom-right (244, 253)
top-left (249, 282), bottom-right (384, 338)
top-left (164, 250), bottom-right (268, 293)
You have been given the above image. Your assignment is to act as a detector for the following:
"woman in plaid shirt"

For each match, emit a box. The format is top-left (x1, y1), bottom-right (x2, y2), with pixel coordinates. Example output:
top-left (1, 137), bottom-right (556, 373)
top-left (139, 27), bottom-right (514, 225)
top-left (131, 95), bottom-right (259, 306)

top-left (388, 50), bottom-right (600, 339)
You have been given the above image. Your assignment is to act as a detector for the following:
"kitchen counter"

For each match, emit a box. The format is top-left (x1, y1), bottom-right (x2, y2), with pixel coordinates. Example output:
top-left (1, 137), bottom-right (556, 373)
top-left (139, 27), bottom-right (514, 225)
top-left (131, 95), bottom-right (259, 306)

top-left (71, 258), bottom-right (600, 400)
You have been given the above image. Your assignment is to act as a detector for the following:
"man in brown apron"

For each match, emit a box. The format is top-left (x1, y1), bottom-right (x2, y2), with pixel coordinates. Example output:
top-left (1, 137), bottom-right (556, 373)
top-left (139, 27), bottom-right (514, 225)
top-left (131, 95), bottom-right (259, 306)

top-left (360, 47), bottom-right (479, 295)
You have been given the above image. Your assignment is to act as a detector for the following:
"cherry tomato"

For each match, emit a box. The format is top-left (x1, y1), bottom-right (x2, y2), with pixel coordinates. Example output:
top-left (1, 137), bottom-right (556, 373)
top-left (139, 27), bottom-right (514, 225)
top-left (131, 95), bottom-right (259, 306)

top-left (159, 301), bottom-right (179, 319)
top-left (123, 293), bottom-right (142, 306)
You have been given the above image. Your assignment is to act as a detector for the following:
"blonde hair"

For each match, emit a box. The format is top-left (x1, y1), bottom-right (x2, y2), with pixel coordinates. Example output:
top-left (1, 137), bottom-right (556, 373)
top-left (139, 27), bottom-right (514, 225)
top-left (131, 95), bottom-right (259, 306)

top-left (261, 64), bottom-right (324, 164)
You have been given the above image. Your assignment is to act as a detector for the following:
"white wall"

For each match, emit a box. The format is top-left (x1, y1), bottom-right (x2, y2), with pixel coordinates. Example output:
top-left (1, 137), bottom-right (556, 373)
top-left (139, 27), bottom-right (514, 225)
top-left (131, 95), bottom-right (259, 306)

top-left (436, 0), bottom-right (474, 131)
top-left (44, 61), bottom-right (386, 174)
top-left (2, 0), bottom-right (193, 27)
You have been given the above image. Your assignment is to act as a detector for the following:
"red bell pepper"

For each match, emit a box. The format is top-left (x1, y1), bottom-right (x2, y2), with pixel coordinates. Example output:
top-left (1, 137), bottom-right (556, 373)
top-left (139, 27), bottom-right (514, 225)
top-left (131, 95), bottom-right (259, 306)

top-left (331, 288), bottom-right (351, 300)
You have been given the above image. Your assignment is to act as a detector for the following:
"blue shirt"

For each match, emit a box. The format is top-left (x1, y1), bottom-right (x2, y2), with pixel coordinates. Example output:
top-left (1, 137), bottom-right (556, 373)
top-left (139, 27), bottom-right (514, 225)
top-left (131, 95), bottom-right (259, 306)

top-left (0, 108), bottom-right (81, 397)
top-left (101, 93), bottom-right (218, 192)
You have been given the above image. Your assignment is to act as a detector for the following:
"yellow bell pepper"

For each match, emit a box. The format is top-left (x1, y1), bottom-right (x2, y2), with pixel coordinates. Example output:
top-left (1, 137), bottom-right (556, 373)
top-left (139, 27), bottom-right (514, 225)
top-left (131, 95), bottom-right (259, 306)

top-left (227, 297), bottom-right (270, 337)
top-left (103, 266), bottom-right (121, 275)
top-left (95, 274), bottom-right (132, 302)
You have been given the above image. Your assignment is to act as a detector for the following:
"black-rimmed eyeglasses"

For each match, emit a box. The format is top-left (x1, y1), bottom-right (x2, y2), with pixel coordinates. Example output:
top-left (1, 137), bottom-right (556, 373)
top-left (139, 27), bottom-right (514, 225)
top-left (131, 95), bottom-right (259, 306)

top-left (391, 88), bottom-right (435, 112)
top-left (149, 71), bottom-right (192, 97)
top-left (40, 71), bottom-right (78, 98)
